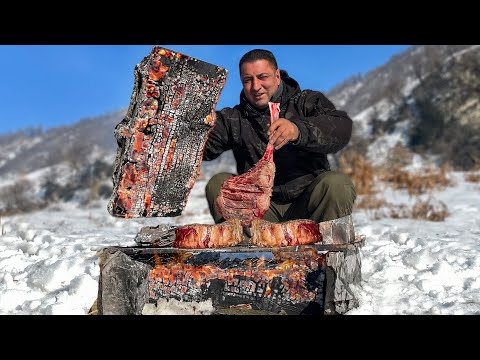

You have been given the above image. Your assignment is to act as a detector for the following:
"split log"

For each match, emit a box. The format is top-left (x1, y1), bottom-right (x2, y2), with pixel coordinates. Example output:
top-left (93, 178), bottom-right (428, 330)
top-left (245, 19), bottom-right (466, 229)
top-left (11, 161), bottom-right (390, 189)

top-left (108, 46), bottom-right (228, 218)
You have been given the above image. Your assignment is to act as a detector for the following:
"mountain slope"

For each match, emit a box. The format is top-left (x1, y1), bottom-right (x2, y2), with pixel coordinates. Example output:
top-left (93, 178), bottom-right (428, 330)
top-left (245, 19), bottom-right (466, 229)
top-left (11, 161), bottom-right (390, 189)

top-left (328, 45), bottom-right (480, 170)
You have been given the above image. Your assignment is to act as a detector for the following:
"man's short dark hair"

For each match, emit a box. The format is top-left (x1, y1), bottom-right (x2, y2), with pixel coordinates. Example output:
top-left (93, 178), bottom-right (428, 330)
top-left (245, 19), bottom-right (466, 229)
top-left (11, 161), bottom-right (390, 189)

top-left (239, 49), bottom-right (278, 73)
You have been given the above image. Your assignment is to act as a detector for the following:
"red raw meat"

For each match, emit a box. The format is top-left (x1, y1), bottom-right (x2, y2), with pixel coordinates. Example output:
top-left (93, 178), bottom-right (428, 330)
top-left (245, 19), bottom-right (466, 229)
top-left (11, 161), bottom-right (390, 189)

top-left (216, 102), bottom-right (280, 227)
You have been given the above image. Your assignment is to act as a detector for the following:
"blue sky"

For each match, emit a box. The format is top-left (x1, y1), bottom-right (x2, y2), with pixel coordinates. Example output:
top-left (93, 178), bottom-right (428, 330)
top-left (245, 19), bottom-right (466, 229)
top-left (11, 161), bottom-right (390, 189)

top-left (0, 45), bottom-right (410, 134)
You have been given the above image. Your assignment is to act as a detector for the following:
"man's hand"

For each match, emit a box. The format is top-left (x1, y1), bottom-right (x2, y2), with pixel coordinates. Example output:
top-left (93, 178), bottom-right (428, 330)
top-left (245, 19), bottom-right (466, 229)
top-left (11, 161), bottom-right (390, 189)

top-left (268, 118), bottom-right (299, 150)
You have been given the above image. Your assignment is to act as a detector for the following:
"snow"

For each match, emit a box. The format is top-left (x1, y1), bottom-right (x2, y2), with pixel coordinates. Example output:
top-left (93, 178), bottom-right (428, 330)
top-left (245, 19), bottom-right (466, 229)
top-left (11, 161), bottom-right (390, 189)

top-left (365, 119), bottom-right (411, 167)
top-left (448, 44), bottom-right (480, 61)
top-left (0, 136), bottom-right (43, 171)
top-left (401, 76), bottom-right (420, 97)
top-left (1, 171), bottom-right (479, 315)
top-left (350, 106), bottom-right (374, 136)
top-left (332, 81), bottom-right (364, 108)
top-left (351, 98), bottom-right (397, 138)
top-left (349, 172), bottom-right (480, 314)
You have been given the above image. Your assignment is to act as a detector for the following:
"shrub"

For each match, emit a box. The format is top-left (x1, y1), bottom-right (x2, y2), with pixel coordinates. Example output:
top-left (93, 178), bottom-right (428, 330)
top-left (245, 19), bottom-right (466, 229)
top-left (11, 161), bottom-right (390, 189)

top-left (465, 172), bottom-right (480, 183)
top-left (339, 152), bottom-right (376, 195)
top-left (380, 164), bottom-right (453, 196)
top-left (411, 197), bottom-right (449, 221)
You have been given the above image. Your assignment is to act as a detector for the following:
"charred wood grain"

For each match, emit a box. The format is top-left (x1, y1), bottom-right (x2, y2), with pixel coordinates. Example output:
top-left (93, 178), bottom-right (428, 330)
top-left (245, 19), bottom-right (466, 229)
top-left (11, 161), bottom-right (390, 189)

top-left (108, 47), bottom-right (227, 218)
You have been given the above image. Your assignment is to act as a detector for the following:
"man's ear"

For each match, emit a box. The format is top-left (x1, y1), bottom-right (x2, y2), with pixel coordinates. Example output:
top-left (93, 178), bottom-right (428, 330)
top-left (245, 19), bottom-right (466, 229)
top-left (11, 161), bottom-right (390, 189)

top-left (276, 69), bottom-right (281, 85)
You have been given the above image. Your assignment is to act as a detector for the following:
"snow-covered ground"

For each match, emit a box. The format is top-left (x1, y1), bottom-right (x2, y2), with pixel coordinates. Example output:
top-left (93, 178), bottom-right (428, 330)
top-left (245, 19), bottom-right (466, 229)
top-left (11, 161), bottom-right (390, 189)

top-left (0, 172), bottom-right (479, 315)
top-left (349, 172), bottom-right (480, 314)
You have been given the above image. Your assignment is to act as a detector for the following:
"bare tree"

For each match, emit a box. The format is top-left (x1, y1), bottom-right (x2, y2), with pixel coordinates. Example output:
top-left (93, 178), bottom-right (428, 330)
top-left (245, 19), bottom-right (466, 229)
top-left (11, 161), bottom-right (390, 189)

top-left (65, 141), bottom-right (90, 172)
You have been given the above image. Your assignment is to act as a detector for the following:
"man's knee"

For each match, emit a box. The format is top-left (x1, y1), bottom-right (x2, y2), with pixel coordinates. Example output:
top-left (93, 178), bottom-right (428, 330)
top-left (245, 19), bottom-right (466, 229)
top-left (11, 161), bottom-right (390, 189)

top-left (308, 171), bottom-right (357, 212)
top-left (318, 171), bottom-right (356, 194)
top-left (205, 172), bottom-right (235, 224)
top-left (205, 172), bottom-right (234, 201)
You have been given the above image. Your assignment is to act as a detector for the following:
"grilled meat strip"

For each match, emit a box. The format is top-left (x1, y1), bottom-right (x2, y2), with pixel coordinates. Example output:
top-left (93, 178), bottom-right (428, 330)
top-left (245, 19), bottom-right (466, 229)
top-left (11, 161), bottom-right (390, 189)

top-left (174, 219), bottom-right (243, 249)
top-left (251, 219), bottom-right (322, 247)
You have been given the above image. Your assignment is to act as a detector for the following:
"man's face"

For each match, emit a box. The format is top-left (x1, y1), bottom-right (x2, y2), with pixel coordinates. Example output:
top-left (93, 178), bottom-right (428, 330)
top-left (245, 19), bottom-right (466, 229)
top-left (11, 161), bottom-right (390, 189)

top-left (240, 59), bottom-right (280, 109)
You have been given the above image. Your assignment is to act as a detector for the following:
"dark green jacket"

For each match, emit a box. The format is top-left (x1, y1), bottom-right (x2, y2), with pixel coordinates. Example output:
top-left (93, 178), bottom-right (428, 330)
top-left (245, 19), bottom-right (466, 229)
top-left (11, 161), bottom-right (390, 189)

top-left (203, 70), bottom-right (352, 203)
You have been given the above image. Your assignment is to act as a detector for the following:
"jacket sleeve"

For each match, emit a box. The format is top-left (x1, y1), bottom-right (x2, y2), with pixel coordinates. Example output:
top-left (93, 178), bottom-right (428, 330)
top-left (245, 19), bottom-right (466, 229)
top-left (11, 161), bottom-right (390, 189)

top-left (203, 110), bottom-right (232, 161)
top-left (288, 90), bottom-right (352, 154)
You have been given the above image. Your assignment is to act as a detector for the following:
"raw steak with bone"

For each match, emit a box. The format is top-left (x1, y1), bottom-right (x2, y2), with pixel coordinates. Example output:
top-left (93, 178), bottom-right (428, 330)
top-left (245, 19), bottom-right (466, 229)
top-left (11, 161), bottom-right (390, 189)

top-left (215, 102), bottom-right (279, 228)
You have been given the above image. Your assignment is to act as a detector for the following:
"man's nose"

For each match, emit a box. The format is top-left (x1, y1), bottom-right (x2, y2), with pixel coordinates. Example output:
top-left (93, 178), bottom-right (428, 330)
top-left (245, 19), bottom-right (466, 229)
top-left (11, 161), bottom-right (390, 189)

top-left (251, 78), bottom-right (261, 92)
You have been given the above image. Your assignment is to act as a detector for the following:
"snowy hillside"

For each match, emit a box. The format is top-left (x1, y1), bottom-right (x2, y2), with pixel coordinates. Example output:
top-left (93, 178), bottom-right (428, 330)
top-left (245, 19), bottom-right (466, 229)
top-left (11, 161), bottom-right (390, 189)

top-left (329, 45), bottom-right (480, 170)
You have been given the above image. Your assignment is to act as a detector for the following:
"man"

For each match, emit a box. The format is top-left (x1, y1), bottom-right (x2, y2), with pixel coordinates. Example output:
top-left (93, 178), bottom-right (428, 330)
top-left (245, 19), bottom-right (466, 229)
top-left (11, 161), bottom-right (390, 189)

top-left (203, 49), bottom-right (356, 226)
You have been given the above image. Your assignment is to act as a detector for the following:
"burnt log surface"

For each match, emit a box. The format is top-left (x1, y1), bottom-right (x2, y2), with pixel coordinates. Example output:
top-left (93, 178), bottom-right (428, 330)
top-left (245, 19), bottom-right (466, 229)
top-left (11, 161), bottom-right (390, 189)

top-left (108, 46), bottom-right (227, 218)
top-left (134, 224), bottom-right (176, 247)
top-left (97, 250), bottom-right (152, 315)
top-left (319, 215), bottom-right (356, 245)
top-left (326, 244), bottom-right (362, 314)
top-left (96, 246), bottom-right (363, 315)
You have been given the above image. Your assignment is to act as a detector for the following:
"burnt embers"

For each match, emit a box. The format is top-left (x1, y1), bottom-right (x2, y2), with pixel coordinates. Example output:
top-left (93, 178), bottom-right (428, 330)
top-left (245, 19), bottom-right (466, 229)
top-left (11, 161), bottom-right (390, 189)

top-left (148, 249), bottom-right (327, 314)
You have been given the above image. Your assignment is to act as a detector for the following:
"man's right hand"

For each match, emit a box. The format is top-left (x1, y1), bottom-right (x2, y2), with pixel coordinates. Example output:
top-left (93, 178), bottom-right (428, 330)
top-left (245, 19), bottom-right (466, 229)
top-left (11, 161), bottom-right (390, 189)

top-left (268, 118), bottom-right (299, 150)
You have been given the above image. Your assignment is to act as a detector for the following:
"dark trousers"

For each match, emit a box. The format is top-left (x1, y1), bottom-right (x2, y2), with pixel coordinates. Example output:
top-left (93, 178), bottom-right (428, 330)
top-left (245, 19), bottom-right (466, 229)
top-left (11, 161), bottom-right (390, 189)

top-left (205, 171), bottom-right (357, 224)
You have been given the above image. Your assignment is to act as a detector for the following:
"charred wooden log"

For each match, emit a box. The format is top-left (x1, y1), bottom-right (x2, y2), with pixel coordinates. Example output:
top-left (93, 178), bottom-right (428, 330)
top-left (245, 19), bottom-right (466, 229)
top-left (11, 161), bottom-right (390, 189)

top-left (108, 47), bottom-right (228, 218)
top-left (134, 224), bottom-right (176, 247)
top-left (325, 246), bottom-right (362, 314)
top-left (97, 247), bottom-right (327, 315)
top-left (96, 251), bottom-right (152, 315)
top-left (319, 214), bottom-right (356, 245)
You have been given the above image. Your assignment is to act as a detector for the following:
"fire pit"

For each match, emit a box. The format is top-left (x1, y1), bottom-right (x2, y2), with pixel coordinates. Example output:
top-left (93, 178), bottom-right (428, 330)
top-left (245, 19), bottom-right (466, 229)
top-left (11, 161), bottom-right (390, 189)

top-left (96, 215), bottom-right (363, 315)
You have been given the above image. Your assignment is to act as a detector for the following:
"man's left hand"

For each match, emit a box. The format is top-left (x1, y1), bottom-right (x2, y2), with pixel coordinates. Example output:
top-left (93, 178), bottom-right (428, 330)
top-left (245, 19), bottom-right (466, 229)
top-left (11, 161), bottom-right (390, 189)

top-left (268, 118), bottom-right (299, 150)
